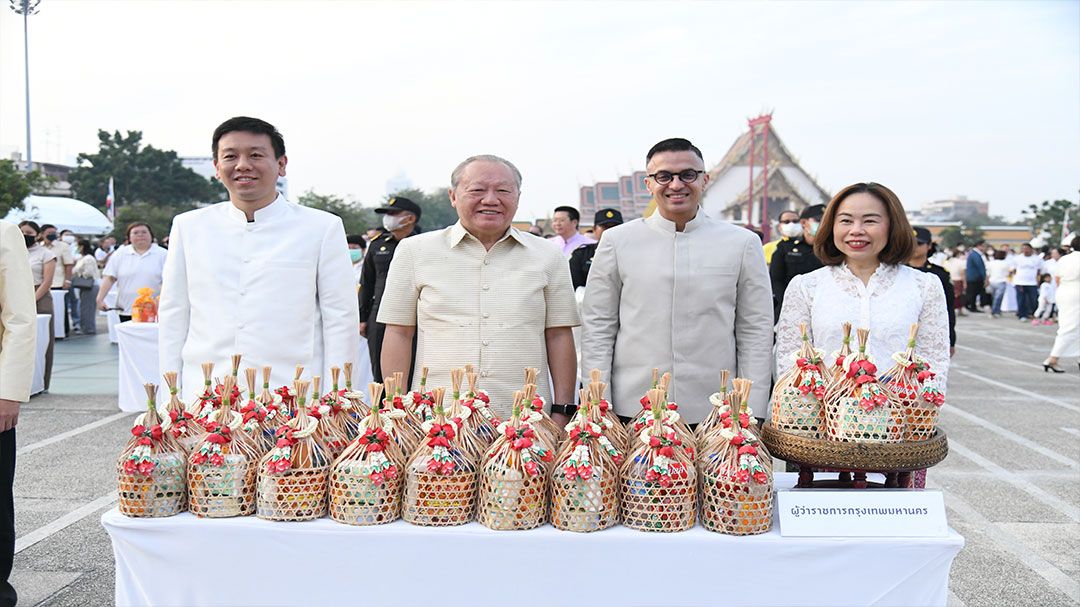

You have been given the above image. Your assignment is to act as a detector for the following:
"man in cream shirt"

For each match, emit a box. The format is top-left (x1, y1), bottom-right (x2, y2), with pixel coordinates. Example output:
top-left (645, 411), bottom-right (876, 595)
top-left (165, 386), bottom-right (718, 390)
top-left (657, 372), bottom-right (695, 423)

top-left (159, 117), bottom-right (359, 400)
top-left (581, 138), bottom-right (773, 422)
top-left (378, 155), bottom-right (580, 423)
top-left (1, 220), bottom-right (38, 607)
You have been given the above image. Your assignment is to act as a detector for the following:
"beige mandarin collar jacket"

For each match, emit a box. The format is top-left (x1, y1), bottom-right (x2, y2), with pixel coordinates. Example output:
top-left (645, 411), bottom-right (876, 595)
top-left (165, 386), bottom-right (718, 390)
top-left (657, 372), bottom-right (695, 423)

top-left (0, 221), bottom-right (39, 402)
top-left (580, 210), bottom-right (774, 421)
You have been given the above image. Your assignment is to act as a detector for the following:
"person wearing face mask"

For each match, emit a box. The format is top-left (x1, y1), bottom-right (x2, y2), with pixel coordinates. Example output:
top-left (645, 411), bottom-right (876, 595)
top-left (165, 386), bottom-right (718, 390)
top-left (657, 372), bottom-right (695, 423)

top-left (346, 234), bottom-right (367, 284)
top-left (763, 210), bottom-right (800, 265)
top-left (769, 204), bottom-right (825, 321)
top-left (59, 230), bottom-right (82, 332)
top-left (18, 221), bottom-right (56, 392)
top-left (359, 196), bottom-right (422, 382)
top-left (40, 224), bottom-right (75, 335)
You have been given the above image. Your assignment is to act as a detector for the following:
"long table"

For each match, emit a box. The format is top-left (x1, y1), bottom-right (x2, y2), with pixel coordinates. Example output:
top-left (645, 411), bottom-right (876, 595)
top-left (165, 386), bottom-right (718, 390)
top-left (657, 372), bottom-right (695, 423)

top-left (101, 473), bottom-right (964, 607)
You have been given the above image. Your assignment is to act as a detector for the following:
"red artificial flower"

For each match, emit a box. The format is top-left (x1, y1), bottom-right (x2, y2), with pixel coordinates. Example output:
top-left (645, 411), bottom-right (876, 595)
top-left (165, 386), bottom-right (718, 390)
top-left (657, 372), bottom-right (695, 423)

top-left (426, 458), bottom-right (441, 473)
top-left (612, 453), bottom-right (624, 465)
top-left (578, 465), bottom-right (593, 480)
top-left (645, 469), bottom-right (659, 482)
top-left (730, 434), bottom-right (744, 446)
top-left (524, 461), bottom-right (539, 476)
top-left (564, 465), bottom-right (578, 480)
top-left (649, 436), bottom-right (661, 448)
top-left (512, 437), bottom-right (533, 450)
top-left (531, 396), bottom-right (544, 411)
top-left (122, 459), bottom-right (138, 474)
top-left (476, 392), bottom-right (490, 404)
top-left (752, 470), bottom-right (769, 484)
top-left (658, 475), bottom-right (672, 488)
top-left (439, 461), bottom-right (454, 475)
top-left (735, 468), bottom-right (750, 483)
top-left (659, 446), bottom-right (675, 458)
top-left (639, 395), bottom-right (650, 408)
top-left (208, 453), bottom-right (225, 467)
top-left (385, 466), bottom-right (398, 479)
top-left (738, 444), bottom-right (757, 456)
top-left (370, 472), bottom-right (385, 486)
top-left (136, 460), bottom-right (155, 475)
top-left (191, 452), bottom-right (208, 466)
top-left (540, 449), bottom-right (554, 462)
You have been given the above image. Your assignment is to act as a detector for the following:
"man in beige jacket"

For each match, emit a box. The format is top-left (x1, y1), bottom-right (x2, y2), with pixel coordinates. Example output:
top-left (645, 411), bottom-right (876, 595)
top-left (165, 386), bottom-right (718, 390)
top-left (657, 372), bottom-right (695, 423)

top-left (0, 220), bottom-right (38, 607)
top-left (580, 138), bottom-right (773, 423)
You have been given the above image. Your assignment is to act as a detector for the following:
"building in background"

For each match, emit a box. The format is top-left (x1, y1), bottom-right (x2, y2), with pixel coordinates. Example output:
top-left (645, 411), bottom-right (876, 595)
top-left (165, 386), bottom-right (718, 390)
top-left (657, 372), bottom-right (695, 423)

top-left (8, 152), bottom-right (72, 196)
top-left (579, 170), bottom-right (651, 225)
top-left (915, 195), bottom-right (990, 221)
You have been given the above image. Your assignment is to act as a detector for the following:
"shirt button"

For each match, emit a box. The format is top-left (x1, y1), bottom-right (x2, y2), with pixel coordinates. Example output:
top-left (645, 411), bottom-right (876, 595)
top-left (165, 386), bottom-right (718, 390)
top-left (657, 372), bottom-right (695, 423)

top-left (480, 371), bottom-right (489, 378)
top-left (482, 285), bottom-right (490, 291)
top-left (482, 340), bottom-right (490, 346)
top-left (482, 313), bottom-right (490, 319)
top-left (483, 259), bottom-right (490, 266)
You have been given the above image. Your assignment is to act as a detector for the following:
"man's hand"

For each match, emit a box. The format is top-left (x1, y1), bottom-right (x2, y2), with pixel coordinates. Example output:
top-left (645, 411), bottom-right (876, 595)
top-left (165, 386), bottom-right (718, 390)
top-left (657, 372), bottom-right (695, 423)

top-left (0, 399), bottom-right (20, 432)
top-left (950, 347), bottom-right (956, 357)
top-left (359, 322), bottom-right (367, 338)
top-left (97, 298), bottom-right (108, 311)
top-left (550, 412), bottom-right (570, 428)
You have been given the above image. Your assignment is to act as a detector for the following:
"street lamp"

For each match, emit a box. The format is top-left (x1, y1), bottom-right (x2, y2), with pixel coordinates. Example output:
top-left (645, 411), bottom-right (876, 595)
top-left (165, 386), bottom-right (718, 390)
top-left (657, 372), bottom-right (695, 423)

top-left (9, 0), bottom-right (41, 168)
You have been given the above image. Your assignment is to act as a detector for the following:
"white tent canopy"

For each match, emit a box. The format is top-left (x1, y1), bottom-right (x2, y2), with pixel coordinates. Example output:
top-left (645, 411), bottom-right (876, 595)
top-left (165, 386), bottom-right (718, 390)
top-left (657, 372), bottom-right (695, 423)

top-left (4, 195), bottom-right (113, 236)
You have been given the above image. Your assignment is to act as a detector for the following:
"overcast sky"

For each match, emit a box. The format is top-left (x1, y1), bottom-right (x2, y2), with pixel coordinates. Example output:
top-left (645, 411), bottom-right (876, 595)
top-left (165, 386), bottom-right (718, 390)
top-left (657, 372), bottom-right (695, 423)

top-left (1, 0), bottom-right (1076, 221)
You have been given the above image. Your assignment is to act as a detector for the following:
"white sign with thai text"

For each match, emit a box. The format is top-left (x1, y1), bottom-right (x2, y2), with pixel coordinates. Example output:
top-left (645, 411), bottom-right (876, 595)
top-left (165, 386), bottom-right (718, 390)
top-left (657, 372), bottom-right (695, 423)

top-left (777, 489), bottom-right (949, 537)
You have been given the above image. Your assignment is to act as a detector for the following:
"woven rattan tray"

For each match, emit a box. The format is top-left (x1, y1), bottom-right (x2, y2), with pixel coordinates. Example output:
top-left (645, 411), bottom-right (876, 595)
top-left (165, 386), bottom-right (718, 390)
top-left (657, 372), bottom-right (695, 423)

top-left (761, 423), bottom-right (948, 472)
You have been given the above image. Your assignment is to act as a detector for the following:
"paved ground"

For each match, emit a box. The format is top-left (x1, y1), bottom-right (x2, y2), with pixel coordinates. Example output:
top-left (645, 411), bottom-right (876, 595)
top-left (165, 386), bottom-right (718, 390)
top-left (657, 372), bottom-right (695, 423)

top-left (7, 312), bottom-right (1080, 606)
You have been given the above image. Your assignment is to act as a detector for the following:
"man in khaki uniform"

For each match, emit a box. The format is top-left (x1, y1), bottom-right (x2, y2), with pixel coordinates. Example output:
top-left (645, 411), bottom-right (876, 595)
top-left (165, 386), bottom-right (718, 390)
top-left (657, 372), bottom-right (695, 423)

top-left (580, 138), bottom-right (773, 422)
top-left (379, 155), bottom-right (580, 423)
top-left (0, 220), bottom-right (39, 607)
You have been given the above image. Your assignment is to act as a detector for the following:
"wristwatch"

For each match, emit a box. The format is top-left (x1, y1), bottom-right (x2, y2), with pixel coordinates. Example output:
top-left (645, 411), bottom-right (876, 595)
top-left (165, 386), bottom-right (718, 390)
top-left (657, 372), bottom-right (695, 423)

top-left (549, 403), bottom-right (578, 417)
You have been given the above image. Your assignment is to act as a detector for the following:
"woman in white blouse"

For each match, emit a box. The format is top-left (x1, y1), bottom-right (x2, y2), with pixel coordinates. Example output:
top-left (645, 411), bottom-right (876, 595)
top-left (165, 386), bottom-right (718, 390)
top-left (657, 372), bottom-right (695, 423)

top-left (776, 183), bottom-right (951, 488)
top-left (1042, 235), bottom-right (1080, 373)
top-left (96, 222), bottom-right (167, 322)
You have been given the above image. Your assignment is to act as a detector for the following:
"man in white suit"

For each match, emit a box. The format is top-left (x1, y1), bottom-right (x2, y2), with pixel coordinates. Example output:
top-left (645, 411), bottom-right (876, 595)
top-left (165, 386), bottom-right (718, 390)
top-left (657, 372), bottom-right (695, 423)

top-left (159, 117), bottom-right (359, 400)
top-left (580, 138), bottom-right (773, 422)
top-left (0, 220), bottom-right (38, 607)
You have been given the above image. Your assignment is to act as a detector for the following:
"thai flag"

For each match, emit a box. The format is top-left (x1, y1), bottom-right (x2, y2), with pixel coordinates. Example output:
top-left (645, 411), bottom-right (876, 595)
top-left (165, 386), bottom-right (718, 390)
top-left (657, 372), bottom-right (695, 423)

top-left (106, 177), bottom-right (115, 222)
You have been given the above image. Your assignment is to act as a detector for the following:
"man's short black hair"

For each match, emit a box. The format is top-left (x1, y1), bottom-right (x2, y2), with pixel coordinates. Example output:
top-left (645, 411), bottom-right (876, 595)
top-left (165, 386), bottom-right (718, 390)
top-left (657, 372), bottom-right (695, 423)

top-left (973, 239), bottom-right (986, 247)
top-left (40, 224), bottom-right (57, 232)
top-left (346, 234), bottom-right (367, 249)
top-left (646, 138), bottom-right (704, 164)
top-left (553, 206), bottom-right (580, 223)
top-left (212, 116), bottom-right (286, 160)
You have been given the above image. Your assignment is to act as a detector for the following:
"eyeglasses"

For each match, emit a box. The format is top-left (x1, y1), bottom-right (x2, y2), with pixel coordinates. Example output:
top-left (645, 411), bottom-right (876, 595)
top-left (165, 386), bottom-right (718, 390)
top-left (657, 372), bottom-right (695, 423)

top-left (647, 169), bottom-right (704, 185)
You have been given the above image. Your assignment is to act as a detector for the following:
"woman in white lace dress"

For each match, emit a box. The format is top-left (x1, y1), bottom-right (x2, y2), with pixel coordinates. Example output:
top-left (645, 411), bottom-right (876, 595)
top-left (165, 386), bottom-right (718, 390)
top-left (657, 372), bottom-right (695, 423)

top-left (776, 183), bottom-right (951, 488)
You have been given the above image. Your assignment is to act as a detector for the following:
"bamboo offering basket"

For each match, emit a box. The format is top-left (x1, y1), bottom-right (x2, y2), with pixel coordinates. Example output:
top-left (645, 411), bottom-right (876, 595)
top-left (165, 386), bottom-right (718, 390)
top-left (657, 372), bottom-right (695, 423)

top-left (880, 323), bottom-right (945, 442)
top-left (551, 390), bottom-right (622, 532)
top-left (628, 372), bottom-right (697, 459)
top-left (117, 384), bottom-right (187, 517)
top-left (187, 376), bottom-right (261, 518)
top-left (447, 369), bottom-right (490, 461)
top-left (403, 389), bottom-right (479, 527)
top-left (522, 368), bottom-right (564, 444)
top-left (340, 362), bottom-right (370, 427)
top-left (308, 376), bottom-right (350, 459)
top-left (237, 368), bottom-right (274, 455)
top-left (620, 389), bottom-right (696, 532)
top-left (695, 370), bottom-right (731, 449)
top-left (385, 373), bottom-right (425, 455)
top-left (320, 366), bottom-right (360, 441)
top-left (257, 380), bottom-right (331, 521)
top-left (460, 371), bottom-right (501, 446)
top-left (162, 371), bottom-right (197, 454)
top-left (188, 361), bottom-right (218, 422)
top-left (253, 366), bottom-right (289, 442)
top-left (825, 322), bottom-right (853, 390)
top-left (770, 324), bottom-right (829, 439)
top-left (583, 370), bottom-right (629, 452)
top-left (329, 383), bottom-right (405, 526)
top-left (699, 379), bottom-right (774, 535)
top-left (824, 328), bottom-right (904, 443)
top-left (478, 391), bottom-right (555, 530)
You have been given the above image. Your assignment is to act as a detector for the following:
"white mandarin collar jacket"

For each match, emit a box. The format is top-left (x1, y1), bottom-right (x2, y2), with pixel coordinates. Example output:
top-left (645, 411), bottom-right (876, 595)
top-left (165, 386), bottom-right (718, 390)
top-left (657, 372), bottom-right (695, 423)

top-left (159, 194), bottom-right (360, 401)
top-left (580, 210), bottom-right (774, 421)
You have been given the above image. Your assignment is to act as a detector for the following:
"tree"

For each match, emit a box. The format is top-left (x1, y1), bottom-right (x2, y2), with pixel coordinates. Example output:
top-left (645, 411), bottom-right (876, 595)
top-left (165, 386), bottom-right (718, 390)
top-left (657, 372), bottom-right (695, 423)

top-left (388, 187), bottom-right (457, 230)
top-left (297, 190), bottom-right (379, 236)
top-left (69, 130), bottom-right (226, 211)
top-left (938, 225), bottom-right (984, 249)
top-left (0, 160), bottom-right (50, 217)
top-left (1021, 199), bottom-right (1078, 247)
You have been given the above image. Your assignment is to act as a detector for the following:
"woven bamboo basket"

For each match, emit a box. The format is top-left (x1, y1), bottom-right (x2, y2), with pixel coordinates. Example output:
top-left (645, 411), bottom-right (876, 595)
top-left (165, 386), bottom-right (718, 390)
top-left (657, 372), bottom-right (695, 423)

top-left (161, 371), bottom-right (197, 454)
top-left (761, 423), bottom-right (949, 471)
top-left (551, 391), bottom-right (622, 533)
top-left (824, 328), bottom-right (904, 443)
top-left (329, 383), bottom-right (405, 526)
top-left (117, 384), bottom-right (187, 517)
top-left (461, 371), bottom-right (501, 446)
top-left (447, 369), bottom-right (490, 461)
top-left (321, 366), bottom-right (361, 440)
top-left (237, 368), bottom-right (274, 455)
top-left (188, 376), bottom-right (260, 518)
top-left (627, 371), bottom-right (697, 452)
top-left (695, 370), bottom-right (731, 449)
top-left (403, 388), bottom-right (478, 527)
top-left (880, 324), bottom-right (945, 442)
top-left (620, 389), bottom-right (696, 532)
top-left (308, 376), bottom-right (351, 460)
top-left (384, 373), bottom-right (425, 455)
top-left (257, 380), bottom-right (331, 521)
top-left (582, 370), bottom-right (629, 452)
top-left (769, 324), bottom-right (828, 439)
top-left (699, 378), bottom-right (773, 535)
top-left (478, 392), bottom-right (554, 530)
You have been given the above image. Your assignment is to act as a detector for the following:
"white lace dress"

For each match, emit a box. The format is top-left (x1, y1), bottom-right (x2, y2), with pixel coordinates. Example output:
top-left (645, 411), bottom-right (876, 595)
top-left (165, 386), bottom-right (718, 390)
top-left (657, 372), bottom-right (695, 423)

top-left (776, 264), bottom-right (950, 390)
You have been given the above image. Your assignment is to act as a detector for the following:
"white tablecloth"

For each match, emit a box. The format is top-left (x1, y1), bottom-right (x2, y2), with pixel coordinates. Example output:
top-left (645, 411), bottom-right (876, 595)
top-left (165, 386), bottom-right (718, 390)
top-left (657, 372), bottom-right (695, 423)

top-left (31, 314), bottom-right (50, 395)
top-left (101, 474), bottom-right (963, 607)
top-left (116, 321), bottom-right (160, 412)
top-left (50, 289), bottom-right (67, 339)
top-left (116, 324), bottom-right (373, 411)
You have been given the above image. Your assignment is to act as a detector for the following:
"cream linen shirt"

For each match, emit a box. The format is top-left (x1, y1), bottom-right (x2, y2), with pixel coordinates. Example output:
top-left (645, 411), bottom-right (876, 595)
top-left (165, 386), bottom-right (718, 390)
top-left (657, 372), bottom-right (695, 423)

top-left (159, 194), bottom-right (360, 401)
top-left (0, 221), bottom-right (39, 401)
top-left (45, 240), bottom-right (74, 288)
top-left (377, 222), bottom-right (580, 416)
top-left (581, 211), bottom-right (774, 421)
